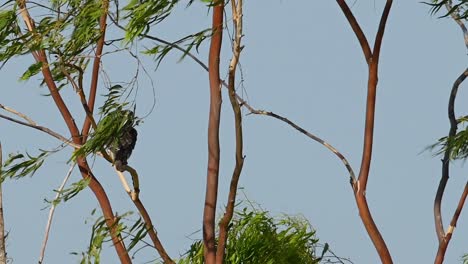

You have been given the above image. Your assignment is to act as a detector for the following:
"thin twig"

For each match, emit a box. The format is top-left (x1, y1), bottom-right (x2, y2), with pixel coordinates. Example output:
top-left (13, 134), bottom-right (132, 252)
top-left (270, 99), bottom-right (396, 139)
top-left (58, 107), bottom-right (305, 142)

top-left (0, 113), bottom-right (80, 149)
top-left (38, 163), bottom-right (75, 264)
top-left (131, 31), bottom-right (357, 184)
top-left (0, 104), bottom-right (36, 125)
top-left (0, 142), bottom-right (6, 264)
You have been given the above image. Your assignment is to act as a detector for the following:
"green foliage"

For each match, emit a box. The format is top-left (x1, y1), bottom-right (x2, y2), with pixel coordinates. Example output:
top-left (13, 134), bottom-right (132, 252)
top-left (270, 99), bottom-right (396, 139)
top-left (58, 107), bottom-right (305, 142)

top-left (1, 150), bottom-right (49, 181)
top-left (123, 0), bottom-right (179, 42)
top-left (179, 206), bottom-right (321, 264)
top-left (426, 0), bottom-right (468, 19)
top-left (48, 178), bottom-right (90, 206)
top-left (430, 125), bottom-right (468, 160)
top-left (72, 85), bottom-right (139, 161)
top-left (0, 6), bottom-right (33, 64)
top-left (19, 61), bottom-right (43, 81)
top-left (71, 211), bottom-right (150, 264)
top-left (71, 213), bottom-right (113, 264)
top-left (143, 28), bottom-right (211, 69)
top-left (463, 253), bottom-right (468, 264)
top-left (126, 217), bottom-right (149, 252)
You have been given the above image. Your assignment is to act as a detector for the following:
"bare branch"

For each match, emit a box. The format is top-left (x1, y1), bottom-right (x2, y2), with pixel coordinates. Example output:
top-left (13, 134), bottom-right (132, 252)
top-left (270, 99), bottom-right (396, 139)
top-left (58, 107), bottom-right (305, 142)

top-left (246, 109), bottom-right (357, 183)
top-left (0, 142), bottom-right (6, 264)
top-left (38, 163), bottom-right (76, 264)
top-left (217, 1), bottom-right (244, 262)
top-left (116, 165), bottom-right (174, 264)
top-left (435, 180), bottom-right (468, 264)
top-left (335, 0), bottom-right (372, 63)
top-left (434, 69), bottom-right (468, 242)
top-left (203, 2), bottom-right (224, 263)
top-left (0, 113), bottom-right (80, 149)
top-left (0, 104), bottom-right (36, 125)
top-left (81, 0), bottom-right (110, 142)
top-left (372, 0), bottom-right (393, 65)
top-left (336, 1), bottom-right (394, 263)
top-left (131, 33), bottom-right (357, 184)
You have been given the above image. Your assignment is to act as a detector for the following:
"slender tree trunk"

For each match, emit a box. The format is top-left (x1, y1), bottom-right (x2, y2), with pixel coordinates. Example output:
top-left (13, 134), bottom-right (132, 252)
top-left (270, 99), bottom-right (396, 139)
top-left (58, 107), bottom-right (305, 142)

top-left (203, 2), bottom-right (224, 264)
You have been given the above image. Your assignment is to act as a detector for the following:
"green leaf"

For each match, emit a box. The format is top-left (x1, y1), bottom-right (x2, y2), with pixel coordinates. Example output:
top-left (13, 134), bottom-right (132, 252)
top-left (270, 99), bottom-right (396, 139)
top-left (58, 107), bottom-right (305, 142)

top-left (19, 62), bottom-right (43, 81)
top-left (1, 150), bottom-right (49, 181)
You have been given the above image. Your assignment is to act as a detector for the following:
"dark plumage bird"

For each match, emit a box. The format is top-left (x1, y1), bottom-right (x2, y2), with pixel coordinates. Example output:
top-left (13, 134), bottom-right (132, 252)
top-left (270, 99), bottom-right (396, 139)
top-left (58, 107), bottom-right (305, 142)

top-left (114, 126), bottom-right (138, 172)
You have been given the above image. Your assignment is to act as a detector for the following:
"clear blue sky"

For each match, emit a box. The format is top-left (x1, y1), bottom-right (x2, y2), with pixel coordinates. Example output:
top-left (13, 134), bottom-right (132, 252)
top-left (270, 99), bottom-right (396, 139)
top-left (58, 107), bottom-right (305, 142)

top-left (1, 1), bottom-right (467, 263)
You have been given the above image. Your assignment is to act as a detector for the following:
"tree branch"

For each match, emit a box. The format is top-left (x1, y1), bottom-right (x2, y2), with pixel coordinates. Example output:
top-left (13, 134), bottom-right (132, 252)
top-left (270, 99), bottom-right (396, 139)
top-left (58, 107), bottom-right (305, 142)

top-left (434, 69), bottom-right (468, 242)
top-left (15, 2), bottom-right (131, 262)
top-left (38, 163), bottom-right (75, 264)
top-left (216, 1), bottom-right (244, 262)
top-left (129, 32), bottom-right (357, 184)
top-left (203, 2), bottom-right (224, 264)
top-left (335, 0), bottom-right (372, 64)
top-left (0, 142), bottom-right (6, 264)
top-left (116, 164), bottom-right (174, 264)
top-left (0, 113), bottom-right (80, 149)
top-left (435, 180), bottom-right (468, 264)
top-left (81, 0), bottom-right (110, 142)
top-left (337, 1), bottom-right (394, 263)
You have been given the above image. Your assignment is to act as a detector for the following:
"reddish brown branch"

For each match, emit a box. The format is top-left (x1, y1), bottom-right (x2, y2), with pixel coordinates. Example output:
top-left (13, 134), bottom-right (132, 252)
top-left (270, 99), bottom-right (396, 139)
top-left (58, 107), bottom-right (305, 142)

top-left (372, 0), bottom-right (393, 65)
top-left (16, 2), bottom-right (131, 262)
top-left (337, 1), bottom-right (394, 263)
top-left (133, 199), bottom-right (174, 264)
top-left (203, 2), bottom-right (224, 264)
top-left (335, 0), bottom-right (372, 63)
top-left (216, 1), bottom-right (244, 262)
top-left (81, 0), bottom-right (110, 142)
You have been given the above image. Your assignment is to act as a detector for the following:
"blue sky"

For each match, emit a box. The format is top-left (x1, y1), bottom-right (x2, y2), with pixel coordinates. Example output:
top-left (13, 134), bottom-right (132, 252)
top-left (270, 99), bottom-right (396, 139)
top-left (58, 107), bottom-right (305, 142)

top-left (1, 1), bottom-right (467, 263)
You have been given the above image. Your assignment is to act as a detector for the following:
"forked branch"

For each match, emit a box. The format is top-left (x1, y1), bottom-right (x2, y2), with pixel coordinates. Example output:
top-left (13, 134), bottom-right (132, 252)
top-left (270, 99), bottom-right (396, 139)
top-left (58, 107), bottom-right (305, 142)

top-left (15, 1), bottom-right (131, 262)
top-left (337, 1), bottom-right (393, 263)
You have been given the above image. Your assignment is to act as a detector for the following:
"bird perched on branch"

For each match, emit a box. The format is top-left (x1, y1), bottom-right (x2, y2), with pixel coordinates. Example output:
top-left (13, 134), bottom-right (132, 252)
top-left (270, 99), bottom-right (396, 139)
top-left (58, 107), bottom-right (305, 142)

top-left (114, 125), bottom-right (137, 171)
top-left (104, 110), bottom-right (138, 172)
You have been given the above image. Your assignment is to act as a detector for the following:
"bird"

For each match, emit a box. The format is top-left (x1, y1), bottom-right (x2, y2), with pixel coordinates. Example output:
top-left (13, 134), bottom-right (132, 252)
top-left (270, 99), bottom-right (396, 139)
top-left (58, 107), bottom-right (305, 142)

top-left (114, 125), bottom-right (138, 172)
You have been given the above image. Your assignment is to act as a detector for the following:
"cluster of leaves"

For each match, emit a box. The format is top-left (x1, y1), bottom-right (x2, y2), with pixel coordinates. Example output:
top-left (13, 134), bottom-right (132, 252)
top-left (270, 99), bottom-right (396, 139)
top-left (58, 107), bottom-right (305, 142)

top-left (71, 210), bottom-right (122, 264)
top-left (430, 117), bottom-right (468, 160)
top-left (48, 177), bottom-right (90, 206)
top-left (71, 210), bottom-right (150, 264)
top-left (179, 206), bottom-right (324, 264)
top-left (1, 151), bottom-right (50, 182)
top-left (117, 0), bottom-right (215, 69)
top-left (0, 1), bottom-right (102, 88)
top-left (428, 0), bottom-right (468, 19)
top-left (72, 84), bottom-right (139, 161)
top-left (123, 0), bottom-right (179, 42)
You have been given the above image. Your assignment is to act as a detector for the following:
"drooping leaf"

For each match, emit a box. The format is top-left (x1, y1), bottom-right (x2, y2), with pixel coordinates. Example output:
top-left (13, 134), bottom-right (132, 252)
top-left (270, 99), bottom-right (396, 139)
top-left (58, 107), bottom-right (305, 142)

top-left (1, 150), bottom-right (50, 181)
